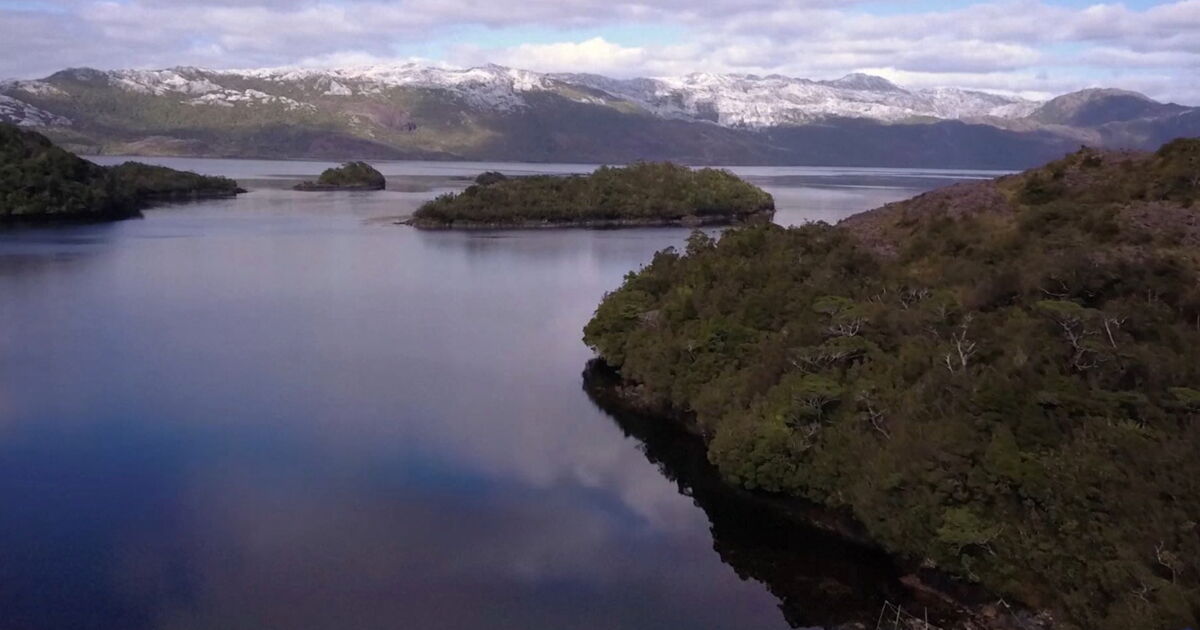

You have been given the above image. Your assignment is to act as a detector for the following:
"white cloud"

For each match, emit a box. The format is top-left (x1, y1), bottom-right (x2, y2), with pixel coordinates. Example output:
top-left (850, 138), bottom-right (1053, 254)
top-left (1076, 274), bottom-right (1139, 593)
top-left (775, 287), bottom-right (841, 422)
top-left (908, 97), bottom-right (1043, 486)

top-left (458, 37), bottom-right (648, 75)
top-left (1, 0), bottom-right (1198, 103)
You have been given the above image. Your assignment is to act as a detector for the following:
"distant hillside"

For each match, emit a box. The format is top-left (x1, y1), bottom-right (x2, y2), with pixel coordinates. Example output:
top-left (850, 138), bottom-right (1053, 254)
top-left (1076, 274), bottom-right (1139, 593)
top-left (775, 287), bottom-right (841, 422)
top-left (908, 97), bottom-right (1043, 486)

top-left (585, 138), bottom-right (1200, 630)
top-left (1029, 89), bottom-right (1189, 127)
top-left (1, 64), bottom-right (1195, 167)
top-left (0, 122), bottom-right (242, 222)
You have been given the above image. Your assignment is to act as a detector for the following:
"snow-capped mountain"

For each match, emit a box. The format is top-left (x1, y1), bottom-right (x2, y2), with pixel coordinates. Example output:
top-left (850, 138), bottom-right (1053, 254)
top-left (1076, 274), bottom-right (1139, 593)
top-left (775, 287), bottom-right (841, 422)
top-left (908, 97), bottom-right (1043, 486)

top-left (1, 63), bottom-right (1038, 129)
top-left (551, 71), bottom-right (1039, 126)
top-left (1, 63), bottom-right (1194, 168)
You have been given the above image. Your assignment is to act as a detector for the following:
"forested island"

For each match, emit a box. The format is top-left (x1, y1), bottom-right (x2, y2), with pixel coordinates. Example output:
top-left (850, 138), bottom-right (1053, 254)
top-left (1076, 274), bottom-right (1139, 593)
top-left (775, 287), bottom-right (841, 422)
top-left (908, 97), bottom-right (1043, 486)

top-left (405, 162), bottom-right (775, 229)
top-left (584, 139), bottom-right (1200, 630)
top-left (294, 161), bottom-right (386, 191)
top-left (1, 123), bottom-right (243, 223)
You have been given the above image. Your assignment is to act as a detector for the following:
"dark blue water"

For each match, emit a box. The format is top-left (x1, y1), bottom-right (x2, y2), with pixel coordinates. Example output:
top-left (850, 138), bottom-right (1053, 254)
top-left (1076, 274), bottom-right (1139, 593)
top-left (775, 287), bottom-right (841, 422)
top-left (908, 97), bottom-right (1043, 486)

top-left (0, 160), bottom-right (994, 630)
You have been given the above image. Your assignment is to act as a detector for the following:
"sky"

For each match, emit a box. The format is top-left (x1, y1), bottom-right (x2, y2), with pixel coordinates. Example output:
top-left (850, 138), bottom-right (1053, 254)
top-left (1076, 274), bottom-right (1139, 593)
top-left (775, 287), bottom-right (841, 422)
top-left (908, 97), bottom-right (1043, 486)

top-left (1, 0), bottom-right (1198, 103)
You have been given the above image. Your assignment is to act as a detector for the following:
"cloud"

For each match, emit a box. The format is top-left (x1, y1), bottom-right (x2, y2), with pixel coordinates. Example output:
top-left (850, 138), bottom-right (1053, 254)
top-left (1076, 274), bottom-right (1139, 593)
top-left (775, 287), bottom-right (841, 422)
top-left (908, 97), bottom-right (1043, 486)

top-left (454, 37), bottom-right (646, 75)
top-left (448, 37), bottom-right (708, 76)
top-left (1, 0), bottom-right (1199, 104)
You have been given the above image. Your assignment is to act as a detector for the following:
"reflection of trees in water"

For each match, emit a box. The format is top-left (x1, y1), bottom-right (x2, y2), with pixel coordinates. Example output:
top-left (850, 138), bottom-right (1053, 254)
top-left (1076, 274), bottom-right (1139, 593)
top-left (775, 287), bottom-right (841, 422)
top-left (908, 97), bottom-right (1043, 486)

top-left (582, 360), bottom-right (948, 630)
top-left (414, 227), bottom-right (687, 267)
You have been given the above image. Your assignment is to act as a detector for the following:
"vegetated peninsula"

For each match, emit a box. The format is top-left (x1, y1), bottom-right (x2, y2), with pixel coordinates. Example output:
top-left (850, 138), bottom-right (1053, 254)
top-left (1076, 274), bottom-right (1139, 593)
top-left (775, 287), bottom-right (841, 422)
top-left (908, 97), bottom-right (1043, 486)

top-left (405, 162), bottom-right (775, 229)
top-left (294, 161), bottom-right (385, 191)
top-left (1, 122), bottom-right (242, 223)
top-left (583, 138), bottom-right (1200, 630)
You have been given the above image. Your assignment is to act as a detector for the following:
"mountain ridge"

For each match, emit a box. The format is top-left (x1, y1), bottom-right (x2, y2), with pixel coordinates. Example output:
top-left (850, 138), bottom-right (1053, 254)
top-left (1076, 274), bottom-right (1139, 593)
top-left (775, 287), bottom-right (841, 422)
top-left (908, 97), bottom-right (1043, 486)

top-left (1, 63), bottom-right (1196, 167)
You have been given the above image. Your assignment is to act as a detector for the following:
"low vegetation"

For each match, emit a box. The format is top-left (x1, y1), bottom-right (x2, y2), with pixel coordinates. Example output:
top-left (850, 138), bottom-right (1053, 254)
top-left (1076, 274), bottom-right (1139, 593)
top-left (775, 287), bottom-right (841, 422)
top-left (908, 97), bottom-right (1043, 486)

top-left (408, 162), bottom-right (775, 228)
top-left (584, 140), bottom-right (1200, 630)
top-left (1, 123), bottom-right (242, 221)
top-left (294, 160), bottom-right (385, 191)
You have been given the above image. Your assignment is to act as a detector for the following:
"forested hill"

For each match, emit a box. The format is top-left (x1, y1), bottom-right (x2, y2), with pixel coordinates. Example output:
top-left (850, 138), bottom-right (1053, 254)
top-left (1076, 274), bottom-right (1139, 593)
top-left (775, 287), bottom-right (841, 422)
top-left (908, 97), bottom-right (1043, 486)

top-left (584, 138), bottom-right (1200, 630)
top-left (0, 123), bottom-right (242, 222)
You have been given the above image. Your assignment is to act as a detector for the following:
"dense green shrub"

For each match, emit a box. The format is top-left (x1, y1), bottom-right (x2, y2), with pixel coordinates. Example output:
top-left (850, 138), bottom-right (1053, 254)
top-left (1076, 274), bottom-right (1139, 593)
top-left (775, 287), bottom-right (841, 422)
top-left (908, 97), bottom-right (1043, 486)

top-left (585, 140), bottom-right (1200, 630)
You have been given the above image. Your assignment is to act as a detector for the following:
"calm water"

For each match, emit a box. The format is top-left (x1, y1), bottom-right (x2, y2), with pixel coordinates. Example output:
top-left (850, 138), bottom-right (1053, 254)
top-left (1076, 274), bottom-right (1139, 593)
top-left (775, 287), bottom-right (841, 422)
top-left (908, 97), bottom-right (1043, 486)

top-left (0, 159), bottom-right (999, 630)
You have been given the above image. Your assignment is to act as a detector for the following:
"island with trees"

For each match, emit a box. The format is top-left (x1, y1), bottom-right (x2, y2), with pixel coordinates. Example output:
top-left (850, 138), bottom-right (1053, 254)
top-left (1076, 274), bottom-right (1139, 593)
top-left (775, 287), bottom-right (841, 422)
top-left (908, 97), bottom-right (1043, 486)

top-left (1, 122), bottom-right (243, 223)
top-left (584, 139), bottom-right (1200, 630)
top-left (404, 162), bottom-right (775, 229)
top-left (294, 161), bottom-right (386, 191)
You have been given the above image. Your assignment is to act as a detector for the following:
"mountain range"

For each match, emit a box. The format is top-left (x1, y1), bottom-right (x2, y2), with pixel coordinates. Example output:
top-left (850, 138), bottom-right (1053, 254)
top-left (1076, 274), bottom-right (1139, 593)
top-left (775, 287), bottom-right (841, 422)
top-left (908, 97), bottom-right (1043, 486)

top-left (1, 64), bottom-right (1197, 168)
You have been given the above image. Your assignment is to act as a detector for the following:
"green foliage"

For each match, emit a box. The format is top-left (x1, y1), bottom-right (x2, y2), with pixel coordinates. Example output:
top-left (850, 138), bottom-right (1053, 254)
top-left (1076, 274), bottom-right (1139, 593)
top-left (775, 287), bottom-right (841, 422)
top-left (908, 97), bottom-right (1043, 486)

top-left (584, 140), bottom-right (1200, 630)
top-left (1169, 387), bottom-right (1200, 410)
top-left (296, 161), bottom-right (385, 190)
top-left (936, 507), bottom-right (1003, 557)
top-left (411, 162), bottom-right (774, 226)
top-left (1018, 174), bottom-right (1063, 205)
top-left (106, 162), bottom-right (241, 199)
top-left (0, 123), bottom-right (240, 220)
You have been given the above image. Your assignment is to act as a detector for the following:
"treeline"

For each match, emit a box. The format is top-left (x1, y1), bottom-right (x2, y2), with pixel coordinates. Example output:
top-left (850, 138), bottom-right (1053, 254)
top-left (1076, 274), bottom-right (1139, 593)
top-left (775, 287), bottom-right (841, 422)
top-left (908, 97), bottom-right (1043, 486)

top-left (584, 140), bottom-right (1200, 630)
top-left (1, 123), bottom-right (241, 221)
top-left (410, 162), bottom-right (774, 227)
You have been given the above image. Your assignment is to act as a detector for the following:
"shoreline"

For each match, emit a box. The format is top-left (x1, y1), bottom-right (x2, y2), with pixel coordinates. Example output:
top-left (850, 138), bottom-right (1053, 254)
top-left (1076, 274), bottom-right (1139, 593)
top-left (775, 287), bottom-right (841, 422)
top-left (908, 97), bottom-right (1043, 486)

top-left (581, 358), bottom-right (1056, 630)
top-left (1, 190), bottom-right (244, 227)
top-left (400, 210), bottom-right (775, 230)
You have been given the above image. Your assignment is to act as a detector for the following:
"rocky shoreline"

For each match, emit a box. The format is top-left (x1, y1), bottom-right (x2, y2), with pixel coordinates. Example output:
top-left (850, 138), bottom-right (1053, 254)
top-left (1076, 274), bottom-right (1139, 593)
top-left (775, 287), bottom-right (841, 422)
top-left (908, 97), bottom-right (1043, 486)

top-left (581, 359), bottom-right (1056, 630)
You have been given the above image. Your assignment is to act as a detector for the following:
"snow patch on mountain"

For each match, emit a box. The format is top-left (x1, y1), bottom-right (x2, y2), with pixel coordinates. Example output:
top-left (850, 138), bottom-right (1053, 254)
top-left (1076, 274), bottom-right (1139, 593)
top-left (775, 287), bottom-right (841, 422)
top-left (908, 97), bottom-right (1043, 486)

top-left (110, 69), bottom-right (224, 96)
top-left (236, 63), bottom-right (556, 111)
top-left (324, 80), bottom-right (352, 96)
top-left (9, 80), bottom-right (66, 97)
top-left (0, 93), bottom-right (70, 126)
top-left (184, 88), bottom-right (315, 111)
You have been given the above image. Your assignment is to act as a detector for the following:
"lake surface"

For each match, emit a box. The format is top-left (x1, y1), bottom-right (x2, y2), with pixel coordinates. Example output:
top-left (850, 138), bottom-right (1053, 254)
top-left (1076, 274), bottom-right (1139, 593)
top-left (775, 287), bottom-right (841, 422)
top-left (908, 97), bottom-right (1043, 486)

top-left (0, 159), bottom-right (1001, 630)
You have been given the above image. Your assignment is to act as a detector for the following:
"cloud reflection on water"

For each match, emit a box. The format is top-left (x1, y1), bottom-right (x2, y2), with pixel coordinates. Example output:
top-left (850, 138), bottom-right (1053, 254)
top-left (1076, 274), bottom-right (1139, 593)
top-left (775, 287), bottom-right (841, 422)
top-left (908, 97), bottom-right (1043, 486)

top-left (0, 159), bottom-right (952, 629)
